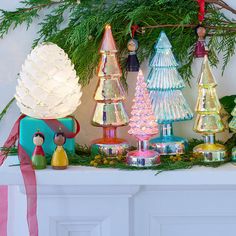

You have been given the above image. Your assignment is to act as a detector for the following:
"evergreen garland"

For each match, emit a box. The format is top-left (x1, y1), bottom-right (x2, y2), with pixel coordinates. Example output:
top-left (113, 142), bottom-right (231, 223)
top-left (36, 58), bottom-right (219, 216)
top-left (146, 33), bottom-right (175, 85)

top-left (3, 139), bottom-right (232, 171)
top-left (0, 0), bottom-right (235, 85)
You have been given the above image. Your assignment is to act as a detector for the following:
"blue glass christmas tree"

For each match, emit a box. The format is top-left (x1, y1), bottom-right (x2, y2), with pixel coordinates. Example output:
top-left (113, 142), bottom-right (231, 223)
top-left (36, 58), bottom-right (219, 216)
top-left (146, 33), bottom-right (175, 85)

top-left (147, 31), bottom-right (193, 155)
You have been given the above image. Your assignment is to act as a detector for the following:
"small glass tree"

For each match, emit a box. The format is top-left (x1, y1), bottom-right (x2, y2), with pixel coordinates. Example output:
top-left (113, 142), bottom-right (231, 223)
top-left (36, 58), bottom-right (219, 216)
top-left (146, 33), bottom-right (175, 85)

top-left (91, 25), bottom-right (129, 157)
top-left (193, 55), bottom-right (225, 162)
top-left (127, 70), bottom-right (160, 167)
top-left (229, 99), bottom-right (236, 161)
top-left (147, 31), bottom-right (193, 155)
top-left (229, 100), bottom-right (236, 132)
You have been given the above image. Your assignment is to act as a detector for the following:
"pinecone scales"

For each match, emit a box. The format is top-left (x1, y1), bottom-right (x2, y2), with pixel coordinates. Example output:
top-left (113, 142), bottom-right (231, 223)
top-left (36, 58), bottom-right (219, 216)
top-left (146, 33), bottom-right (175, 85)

top-left (15, 43), bottom-right (82, 119)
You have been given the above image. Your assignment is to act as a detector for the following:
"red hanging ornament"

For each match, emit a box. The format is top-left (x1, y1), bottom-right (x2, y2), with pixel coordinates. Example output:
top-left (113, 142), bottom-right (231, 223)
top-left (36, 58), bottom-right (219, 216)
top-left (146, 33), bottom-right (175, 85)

top-left (198, 0), bottom-right (205, 23)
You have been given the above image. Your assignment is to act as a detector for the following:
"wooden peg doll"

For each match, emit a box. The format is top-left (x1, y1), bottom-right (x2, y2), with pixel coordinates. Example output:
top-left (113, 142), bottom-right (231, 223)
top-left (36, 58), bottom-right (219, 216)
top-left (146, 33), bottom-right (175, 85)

top-left (32, 131), bottom-right (47, 170)
top-left (126, 38), bottom-right (140, 72)
top-left (51, 131), bottom-right (68, 170)
top-left (194, 25), bottom-right (208, 58)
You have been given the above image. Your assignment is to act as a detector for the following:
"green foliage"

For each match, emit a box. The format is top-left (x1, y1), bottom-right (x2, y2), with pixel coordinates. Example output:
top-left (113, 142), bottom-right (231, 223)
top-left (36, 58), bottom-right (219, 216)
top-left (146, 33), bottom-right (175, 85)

top-left (219, 95), bottom-right (236, 151)
top-left (0, 0), bottom-right (53, 38)
top-left (60, 139), bottom-right (232, 171)
top-left (0, 0), bottom-right (235, 85)
top-left (207, 4), bottom-right (236, 72)
top-left (33, 0), bottom-right (77, 47)
top-left (2, 139), bottom-right (233, 171)
top-left (220, 95), bottom-right (236, 129)
top-left (220, 95), bottom-right (236, 115)
top-left (0, 98), bottom-right (15, 121)
top-left (47, 140), bottom-right (232, 171)
top-left (224, 133), bottom-right (236, 153)
top-left (0, 146), bottom-right (18, 156)
top-left (0, 1), bottom-right (236, 147)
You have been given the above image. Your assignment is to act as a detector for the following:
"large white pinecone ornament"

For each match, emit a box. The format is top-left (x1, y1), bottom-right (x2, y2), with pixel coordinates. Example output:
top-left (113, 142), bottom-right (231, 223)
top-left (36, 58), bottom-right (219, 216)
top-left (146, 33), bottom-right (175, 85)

top-left (15, 43), bottom-right (82, 119)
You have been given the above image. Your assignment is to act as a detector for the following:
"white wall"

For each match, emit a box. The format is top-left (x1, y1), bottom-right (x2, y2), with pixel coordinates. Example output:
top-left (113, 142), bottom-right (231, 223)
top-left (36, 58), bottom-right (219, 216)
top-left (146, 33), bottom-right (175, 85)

top-left (0, 0), bottom-right (236, 147)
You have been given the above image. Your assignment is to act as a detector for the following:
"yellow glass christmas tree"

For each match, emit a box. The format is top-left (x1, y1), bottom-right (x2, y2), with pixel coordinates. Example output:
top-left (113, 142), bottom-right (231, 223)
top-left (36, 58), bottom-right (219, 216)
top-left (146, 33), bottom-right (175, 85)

top-left (193, 55), bottom-right (225, 162)
top-left (91, 25), bottom-right (129, 157)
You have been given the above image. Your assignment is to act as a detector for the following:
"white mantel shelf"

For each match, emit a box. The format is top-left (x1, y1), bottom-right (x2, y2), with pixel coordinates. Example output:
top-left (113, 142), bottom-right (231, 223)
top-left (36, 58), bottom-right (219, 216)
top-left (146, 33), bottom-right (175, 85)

top-left (3, 157), bottom-right (236, 236)
top-left (1, 160), bottom-right (236, 186)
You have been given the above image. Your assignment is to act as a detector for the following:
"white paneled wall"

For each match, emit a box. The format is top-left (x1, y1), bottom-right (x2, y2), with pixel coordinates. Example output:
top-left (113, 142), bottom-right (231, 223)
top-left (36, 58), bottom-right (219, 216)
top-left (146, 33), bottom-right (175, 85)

top-left (1, 1), bottom-right (236, 147)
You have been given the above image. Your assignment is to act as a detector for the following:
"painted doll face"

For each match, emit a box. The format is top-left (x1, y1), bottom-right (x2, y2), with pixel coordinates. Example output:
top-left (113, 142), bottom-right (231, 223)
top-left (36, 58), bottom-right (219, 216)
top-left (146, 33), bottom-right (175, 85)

top-left (33, 136), bottom-right (44, 146)
top-left (127, 39), bottom-right (138, 52)
top-left (54, 133), bottom-right (66, 146)
top-left (197, 26), bottom-right (206, 38)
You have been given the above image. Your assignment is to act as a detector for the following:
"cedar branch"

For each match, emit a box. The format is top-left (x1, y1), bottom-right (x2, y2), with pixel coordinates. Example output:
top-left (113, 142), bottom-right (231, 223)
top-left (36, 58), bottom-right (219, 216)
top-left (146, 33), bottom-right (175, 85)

top-left (140, 23), bottom-right (236, 32)
top-left (5, 0), bottom-right (236, 16)
top-left (12, 1), bottom-right (62, 14)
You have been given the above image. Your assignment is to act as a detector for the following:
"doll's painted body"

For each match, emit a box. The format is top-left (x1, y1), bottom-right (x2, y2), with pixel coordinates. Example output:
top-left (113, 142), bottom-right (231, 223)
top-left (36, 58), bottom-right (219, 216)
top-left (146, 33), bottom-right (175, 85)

top-left (51, 131), bottom-right (68, 170)
top-left (194, 25), bottom-right (208, 58)
top-left (32, 132), bottom-right (47, 170)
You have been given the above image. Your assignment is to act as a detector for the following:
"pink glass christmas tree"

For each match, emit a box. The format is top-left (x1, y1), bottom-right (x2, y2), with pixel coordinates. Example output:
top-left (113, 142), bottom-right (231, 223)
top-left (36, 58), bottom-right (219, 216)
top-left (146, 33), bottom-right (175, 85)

top-left (127, 70), bottom-right (160, 167)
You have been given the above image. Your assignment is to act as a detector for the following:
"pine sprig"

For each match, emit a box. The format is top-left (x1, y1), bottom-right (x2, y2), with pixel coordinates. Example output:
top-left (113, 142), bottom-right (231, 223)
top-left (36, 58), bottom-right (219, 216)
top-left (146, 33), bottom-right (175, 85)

top-left (0, 0), bottom-right (56, 38)
top-left (33, 0), bottom-right (77, 47)
top-left (0, 98), bottom-right (15, 122)
top-left (0, 0), bottom-right (235, 85)
top-left (0, 8), bottom-right (38, 37)
top-left (206, 4), bottom-right (236, 72)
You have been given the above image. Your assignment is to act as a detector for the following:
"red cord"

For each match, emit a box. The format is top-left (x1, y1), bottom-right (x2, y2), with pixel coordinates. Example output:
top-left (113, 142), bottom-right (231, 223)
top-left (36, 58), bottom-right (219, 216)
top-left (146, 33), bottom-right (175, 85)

top-left (198, 0), bottom-right (205, 23)
top-left (131, 25), bottom-right (139, 38)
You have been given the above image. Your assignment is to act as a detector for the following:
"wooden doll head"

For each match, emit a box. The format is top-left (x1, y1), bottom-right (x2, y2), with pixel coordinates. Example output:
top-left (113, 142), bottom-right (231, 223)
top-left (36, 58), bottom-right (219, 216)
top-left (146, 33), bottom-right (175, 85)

top-left (196, 25), bottom-right (206, 40)
top-left (127, 38), bottom-right (138, 52)
top-left (54, 132), bottom-right (66, 146)
top-left (33, 132), bottom-right (45, 146)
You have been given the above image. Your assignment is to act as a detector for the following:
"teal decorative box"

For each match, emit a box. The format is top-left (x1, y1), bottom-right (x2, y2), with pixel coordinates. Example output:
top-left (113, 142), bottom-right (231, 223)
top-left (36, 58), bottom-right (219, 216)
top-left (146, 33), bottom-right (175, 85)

top-left (19, 116), bottom-right (75, 157)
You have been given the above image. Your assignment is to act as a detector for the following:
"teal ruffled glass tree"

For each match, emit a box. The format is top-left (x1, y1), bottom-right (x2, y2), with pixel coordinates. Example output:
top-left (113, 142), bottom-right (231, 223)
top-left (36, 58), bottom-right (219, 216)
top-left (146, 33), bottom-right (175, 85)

top-left (147, 31), bottom-right (193, 155)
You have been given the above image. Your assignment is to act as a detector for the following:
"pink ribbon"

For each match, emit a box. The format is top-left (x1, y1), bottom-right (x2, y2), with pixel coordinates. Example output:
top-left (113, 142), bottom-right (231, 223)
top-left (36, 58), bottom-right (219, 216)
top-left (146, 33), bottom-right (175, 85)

top-left (18, 145), bottom-right (38, 236)
top-left (0, 115), bottom-right (80, 235)
top-left (0, 185), bottom-right (8, 236)
top-left (43, 115), bottom-right (80, 139)
top-left (0, 114), bottom-right (38, 236)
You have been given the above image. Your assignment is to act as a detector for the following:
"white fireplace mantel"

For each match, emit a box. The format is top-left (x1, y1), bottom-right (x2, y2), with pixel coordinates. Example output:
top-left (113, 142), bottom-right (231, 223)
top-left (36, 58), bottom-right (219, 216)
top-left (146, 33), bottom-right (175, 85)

top-left (1, 157), bottom-right (236, 236)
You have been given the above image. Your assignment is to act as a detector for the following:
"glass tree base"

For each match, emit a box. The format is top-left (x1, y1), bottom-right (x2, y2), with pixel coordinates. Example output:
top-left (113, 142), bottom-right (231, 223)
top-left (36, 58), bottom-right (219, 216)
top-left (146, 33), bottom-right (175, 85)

top-left (126, 150), bottom-right (160, 167)
top-left (232, 146), bottom-right (236, 162)
top-left (91, 138), bottom-right (129, 157)
top-left (193, 143), bottom-right (226, 162)
top-left (150, 135), bottom-right (187, 155)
